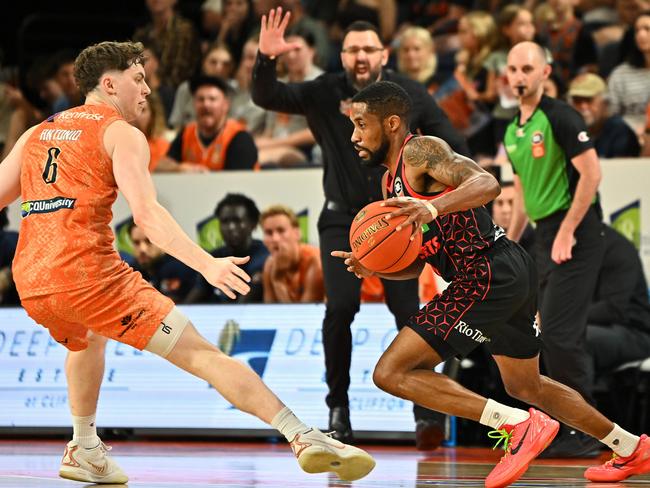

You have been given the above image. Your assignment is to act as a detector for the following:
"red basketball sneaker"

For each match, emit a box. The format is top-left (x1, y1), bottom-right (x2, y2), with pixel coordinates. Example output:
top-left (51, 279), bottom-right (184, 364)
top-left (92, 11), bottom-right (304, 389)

top-left (584, 434), bottom-right (650, 482)
top-left (485, 408), bottom-right (559, 488)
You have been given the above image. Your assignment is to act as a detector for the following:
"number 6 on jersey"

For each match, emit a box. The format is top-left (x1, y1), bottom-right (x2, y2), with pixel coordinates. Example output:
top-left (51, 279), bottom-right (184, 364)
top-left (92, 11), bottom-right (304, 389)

top-left (42, 147), bottom-right (60, 184)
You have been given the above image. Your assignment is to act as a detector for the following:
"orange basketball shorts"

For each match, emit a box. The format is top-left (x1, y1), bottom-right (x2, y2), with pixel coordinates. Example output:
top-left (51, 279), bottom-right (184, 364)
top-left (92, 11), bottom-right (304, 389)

top-left (21, 268), bottom-right (175, 352)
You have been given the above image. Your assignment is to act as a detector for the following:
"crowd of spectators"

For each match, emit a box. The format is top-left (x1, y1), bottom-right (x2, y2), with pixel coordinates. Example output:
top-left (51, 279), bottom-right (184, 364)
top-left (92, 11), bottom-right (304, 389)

top-left (1, 0), bottom-right (649, 167)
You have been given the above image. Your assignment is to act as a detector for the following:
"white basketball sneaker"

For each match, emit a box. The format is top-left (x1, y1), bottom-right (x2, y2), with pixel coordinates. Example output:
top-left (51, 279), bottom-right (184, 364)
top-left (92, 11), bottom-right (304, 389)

top-left (59, 439), bottom-right (128, 484)
top-left (289, 428), bottom-right (376, 481)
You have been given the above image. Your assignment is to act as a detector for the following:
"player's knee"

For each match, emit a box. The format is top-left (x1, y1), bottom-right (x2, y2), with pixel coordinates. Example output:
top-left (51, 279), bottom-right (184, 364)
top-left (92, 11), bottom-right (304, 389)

top-left (145, 307), bottom-right (191, 359)
top-left (373, 360), bottom-right (400, 395)
top-left (504, 379), bottom-right (541, 403)
top-left (372, 366), bottom-right (393, 394)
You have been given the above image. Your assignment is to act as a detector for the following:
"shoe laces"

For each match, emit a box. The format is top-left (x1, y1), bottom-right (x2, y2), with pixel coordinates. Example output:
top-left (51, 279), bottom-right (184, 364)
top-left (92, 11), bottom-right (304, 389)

top-left (602, 452), bottom-right (619, 467)
top-left (488, 428), bottom-right (514, 455)
top-left (97, 441), bottom-right (112, 454)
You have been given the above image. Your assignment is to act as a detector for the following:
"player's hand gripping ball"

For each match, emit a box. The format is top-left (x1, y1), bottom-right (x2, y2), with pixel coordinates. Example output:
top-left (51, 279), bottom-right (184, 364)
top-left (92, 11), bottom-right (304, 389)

top-left (349, 201), bottom-right (422, 274)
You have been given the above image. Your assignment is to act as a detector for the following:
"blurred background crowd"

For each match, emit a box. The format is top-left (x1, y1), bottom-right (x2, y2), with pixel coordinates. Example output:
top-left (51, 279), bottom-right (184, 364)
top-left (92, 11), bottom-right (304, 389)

top-left (1, 0), bottom-right (649, 173)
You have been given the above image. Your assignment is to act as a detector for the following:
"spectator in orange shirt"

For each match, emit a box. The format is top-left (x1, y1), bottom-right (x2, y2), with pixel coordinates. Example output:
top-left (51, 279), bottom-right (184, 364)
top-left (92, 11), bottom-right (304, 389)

top-left (157, 76), bottom-right (257, 172)
top-left (261, 205), bottom-right (324, 303)
top-left (131, 92), bottom-right (169, 171)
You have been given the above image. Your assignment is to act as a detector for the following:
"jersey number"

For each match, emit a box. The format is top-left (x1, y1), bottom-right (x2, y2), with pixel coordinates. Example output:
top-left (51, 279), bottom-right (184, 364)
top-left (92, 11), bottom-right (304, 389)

top-left (42, 147), bottom-right (61, 184)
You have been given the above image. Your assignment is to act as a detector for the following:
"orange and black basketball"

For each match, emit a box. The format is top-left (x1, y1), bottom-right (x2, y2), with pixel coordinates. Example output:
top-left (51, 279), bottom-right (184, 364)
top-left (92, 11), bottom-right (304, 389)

top-left (349, 201), bottom-right (422, 274)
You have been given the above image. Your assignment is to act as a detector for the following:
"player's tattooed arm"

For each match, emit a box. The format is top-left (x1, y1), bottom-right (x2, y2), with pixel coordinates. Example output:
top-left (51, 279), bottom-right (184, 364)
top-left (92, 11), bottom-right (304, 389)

top-left (403, 136), bottom-right (500, 215)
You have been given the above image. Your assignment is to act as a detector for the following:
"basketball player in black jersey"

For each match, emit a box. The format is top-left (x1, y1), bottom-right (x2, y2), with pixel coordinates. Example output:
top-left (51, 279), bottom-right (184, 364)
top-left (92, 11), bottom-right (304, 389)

top-left (332, 81), bottom-right (650, 487)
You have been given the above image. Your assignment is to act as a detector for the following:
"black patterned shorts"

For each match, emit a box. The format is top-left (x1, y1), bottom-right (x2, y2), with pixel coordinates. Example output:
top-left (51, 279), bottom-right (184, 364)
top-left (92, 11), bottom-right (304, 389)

top-left (407, 238), bottom-right (541, 360)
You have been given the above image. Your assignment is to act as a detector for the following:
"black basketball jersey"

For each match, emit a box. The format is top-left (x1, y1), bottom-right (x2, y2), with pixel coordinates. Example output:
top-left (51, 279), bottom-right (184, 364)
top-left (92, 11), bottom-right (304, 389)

top-left (386, 134), bottom-right (504, 282)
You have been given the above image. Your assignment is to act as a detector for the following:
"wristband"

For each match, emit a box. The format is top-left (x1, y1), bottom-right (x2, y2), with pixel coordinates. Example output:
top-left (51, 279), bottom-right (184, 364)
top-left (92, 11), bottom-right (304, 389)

top-left (424, 201), bottom-right (438, 220)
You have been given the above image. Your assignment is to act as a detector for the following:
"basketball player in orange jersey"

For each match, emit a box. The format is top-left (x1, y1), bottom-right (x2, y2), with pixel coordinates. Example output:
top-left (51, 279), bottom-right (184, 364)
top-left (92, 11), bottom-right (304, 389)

top-left (0, 41), bottom-right (375, 485)
top-left (333, 81), bottom-right (650, 487)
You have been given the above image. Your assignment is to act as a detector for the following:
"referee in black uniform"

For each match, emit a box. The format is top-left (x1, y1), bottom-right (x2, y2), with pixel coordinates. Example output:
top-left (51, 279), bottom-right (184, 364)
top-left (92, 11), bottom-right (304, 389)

top-left (505, 42), bottom-right (605, 456)
top-left (252, 7), bottom-right (469, 448)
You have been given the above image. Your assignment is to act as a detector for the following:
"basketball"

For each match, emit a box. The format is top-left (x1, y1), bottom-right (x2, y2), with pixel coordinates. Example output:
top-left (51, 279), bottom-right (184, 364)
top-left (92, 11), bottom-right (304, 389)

top-left (349, 201), bottom-right (422, 274)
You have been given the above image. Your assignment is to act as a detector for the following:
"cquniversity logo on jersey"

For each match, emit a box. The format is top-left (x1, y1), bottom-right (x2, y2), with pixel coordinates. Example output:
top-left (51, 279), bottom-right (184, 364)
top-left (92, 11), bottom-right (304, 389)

top-left (21, 196), bottom-right (76, 218)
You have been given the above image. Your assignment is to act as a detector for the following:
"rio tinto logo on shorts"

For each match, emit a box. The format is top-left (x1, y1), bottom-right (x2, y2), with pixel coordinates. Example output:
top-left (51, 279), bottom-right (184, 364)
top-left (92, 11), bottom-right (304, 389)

top-left (454, 320), bottom-right (490, 343)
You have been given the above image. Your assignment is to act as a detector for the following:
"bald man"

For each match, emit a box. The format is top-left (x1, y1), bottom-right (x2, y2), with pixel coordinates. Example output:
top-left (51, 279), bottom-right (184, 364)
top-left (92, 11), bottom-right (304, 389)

top-left (504, 41), bottom-right (608, 458)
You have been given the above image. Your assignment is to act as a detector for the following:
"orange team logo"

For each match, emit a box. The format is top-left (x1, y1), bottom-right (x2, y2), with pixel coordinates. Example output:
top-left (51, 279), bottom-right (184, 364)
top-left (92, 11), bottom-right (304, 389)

top-left (531, 131), bottom-right (545, 159)
top-left (61, 445), bottom-right (81, 467)
top-left (289, 433), bottom-right (313, 458)
top-left (339, 98), bottom-right (352, 116)
top-left (88, 460), bottom-right (107, 473)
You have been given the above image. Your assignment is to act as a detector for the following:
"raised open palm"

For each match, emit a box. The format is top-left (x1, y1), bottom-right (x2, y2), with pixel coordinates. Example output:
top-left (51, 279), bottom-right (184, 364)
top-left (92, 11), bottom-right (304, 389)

top-left (259, 7), bottom-right (303, 58)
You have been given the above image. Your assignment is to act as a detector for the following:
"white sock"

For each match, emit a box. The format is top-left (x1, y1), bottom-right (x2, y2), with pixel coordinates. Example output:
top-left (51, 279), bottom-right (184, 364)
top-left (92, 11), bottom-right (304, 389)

top-left (72, 414), bottom-right (100, 449)
top-left (479, 399), bottom-right (530, 430)
top-left (271, 407), bottom-right (310, 441)
top-left (600, 424), bottom-right (640, 457)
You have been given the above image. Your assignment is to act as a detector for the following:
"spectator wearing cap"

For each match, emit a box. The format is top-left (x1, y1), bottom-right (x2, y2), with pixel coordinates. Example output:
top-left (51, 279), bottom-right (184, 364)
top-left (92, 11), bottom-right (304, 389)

top-left (157, 75), bottom-right (258, 172)
top-left (568, 73), bottom-right (641, 158)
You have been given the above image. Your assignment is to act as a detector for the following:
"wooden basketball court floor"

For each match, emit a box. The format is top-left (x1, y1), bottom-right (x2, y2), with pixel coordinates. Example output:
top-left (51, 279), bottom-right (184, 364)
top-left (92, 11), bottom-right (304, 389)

top-left (2, 440), bottom-right (650, 487)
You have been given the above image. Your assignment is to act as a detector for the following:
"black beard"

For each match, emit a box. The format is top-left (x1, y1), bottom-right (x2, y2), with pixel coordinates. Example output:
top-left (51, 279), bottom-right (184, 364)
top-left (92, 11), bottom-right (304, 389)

top-left (360, 137), bottom-right (390, 168)
top-left (345, 65), bottom-right (382, 91)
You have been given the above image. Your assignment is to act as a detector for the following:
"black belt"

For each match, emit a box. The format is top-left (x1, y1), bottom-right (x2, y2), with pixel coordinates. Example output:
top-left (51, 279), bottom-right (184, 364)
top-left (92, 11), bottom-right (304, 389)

top-left (325, 199), bottom-right (361, 215)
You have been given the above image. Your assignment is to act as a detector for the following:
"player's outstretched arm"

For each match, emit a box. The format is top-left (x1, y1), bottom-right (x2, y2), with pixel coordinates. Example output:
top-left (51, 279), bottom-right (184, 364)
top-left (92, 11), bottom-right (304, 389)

top-left (251, 7), bottom-right (309, 115)
top-left (107, 120), bottom-right (251, 299)
top-left (0, 127), bottom-right (36, 210)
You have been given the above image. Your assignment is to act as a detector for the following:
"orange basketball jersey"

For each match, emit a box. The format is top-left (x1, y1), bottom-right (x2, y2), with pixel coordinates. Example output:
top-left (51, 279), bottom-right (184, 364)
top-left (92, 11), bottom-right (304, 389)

top-left (13, 104), bottom-right (127, 298)
top-left (180, 118), bottom-right (246, 170)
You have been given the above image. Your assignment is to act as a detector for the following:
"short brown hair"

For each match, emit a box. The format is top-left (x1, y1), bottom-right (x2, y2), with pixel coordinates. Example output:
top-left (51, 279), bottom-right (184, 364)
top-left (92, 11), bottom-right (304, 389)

top-left (74, 41), bottom-right (146, 96)
top-left (260, 205), bottom-right (299, 228)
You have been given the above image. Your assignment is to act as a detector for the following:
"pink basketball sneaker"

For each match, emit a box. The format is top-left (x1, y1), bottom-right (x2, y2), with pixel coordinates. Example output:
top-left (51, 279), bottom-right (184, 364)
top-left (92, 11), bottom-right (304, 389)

top-left (485, 408), bottom-right (559, 488)
top-left (584, 434), bottom-right (650, 482)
